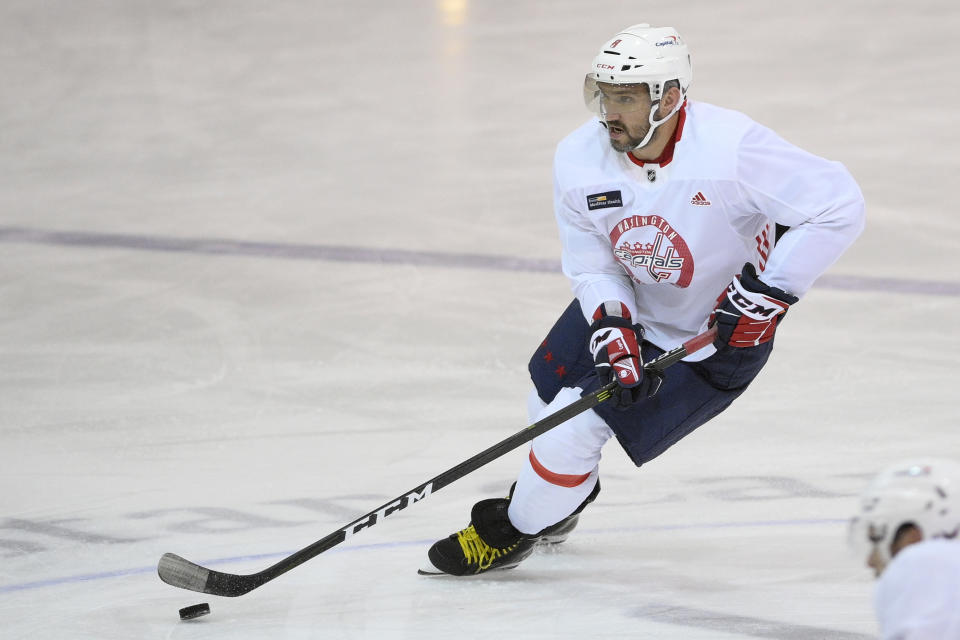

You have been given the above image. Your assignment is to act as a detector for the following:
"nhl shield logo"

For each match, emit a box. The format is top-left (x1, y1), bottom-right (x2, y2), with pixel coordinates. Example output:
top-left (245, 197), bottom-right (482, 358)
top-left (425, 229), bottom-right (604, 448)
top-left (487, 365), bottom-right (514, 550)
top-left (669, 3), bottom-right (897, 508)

top-left (646, 169), bottom-right (657, 182)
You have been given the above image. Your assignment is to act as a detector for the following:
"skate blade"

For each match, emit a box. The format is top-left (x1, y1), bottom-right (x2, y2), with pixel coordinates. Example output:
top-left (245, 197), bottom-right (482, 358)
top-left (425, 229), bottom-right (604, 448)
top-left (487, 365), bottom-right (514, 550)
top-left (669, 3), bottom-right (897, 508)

top-left (417, 563), bottom-right (522, 577)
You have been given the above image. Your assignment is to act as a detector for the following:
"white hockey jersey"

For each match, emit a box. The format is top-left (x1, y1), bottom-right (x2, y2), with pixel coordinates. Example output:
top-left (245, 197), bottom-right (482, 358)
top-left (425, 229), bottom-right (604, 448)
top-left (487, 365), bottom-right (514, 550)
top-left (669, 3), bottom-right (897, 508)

top-left (875, 539), bottom-right (960, 640)
top-left (554, 101), bottom-right (865, 359)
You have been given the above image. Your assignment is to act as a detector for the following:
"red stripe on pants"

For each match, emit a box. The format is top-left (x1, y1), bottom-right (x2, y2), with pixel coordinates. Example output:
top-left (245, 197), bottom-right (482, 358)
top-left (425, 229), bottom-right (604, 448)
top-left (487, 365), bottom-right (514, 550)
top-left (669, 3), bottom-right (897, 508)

top-left (528, 449), bottom-right (591, 488)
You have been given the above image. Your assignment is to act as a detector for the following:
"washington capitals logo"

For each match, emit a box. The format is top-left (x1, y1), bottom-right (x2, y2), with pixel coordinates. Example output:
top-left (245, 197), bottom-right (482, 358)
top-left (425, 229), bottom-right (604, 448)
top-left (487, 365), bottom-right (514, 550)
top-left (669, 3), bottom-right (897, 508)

top-left (608, 214), bottom-right (694, 287)
top-left (614, 233), bottom-right (684, 282)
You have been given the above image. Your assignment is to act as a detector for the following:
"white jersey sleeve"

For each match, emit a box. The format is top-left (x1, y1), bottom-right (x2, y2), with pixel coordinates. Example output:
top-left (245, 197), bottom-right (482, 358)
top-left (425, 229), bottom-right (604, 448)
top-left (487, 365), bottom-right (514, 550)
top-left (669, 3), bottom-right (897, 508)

top-left (733, 124), bottom-right (866, 297)
top-left (874, 539), bottom-right (960, 640)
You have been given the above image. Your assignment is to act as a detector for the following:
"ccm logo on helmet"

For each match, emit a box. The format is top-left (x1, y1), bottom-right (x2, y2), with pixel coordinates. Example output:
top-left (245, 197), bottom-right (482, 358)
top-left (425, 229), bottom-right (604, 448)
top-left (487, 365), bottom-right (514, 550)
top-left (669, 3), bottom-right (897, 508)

top-left (596, 63), bottom-right (616, 70)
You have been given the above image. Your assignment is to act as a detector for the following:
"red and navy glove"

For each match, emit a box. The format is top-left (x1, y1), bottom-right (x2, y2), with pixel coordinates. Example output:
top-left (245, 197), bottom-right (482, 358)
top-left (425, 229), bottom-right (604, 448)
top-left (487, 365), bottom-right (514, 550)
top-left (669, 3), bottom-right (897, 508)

top-left (710, 263), bottom-right (799, 348)
top-left (588, 302), bottom-right (663, 408)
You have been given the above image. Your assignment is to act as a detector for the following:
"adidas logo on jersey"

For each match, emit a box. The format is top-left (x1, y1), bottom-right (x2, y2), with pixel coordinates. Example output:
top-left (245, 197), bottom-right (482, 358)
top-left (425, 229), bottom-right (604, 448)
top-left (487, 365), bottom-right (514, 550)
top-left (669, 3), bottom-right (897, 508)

top-left (690, 191), bottom-right (711, 206)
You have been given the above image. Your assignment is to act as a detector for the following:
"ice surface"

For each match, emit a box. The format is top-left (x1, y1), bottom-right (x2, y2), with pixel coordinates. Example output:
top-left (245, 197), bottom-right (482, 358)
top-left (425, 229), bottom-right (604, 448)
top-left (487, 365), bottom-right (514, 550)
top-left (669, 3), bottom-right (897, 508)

top-left (2, 1), bottom-right (959, 638)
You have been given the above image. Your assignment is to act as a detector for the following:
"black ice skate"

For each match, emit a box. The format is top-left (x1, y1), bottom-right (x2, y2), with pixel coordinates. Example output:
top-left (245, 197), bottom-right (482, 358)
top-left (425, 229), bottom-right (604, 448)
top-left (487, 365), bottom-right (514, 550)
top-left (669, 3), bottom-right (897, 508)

top-left (420, 498), bottom-right (536, 576)
top-left (537, 513), bottom-right (582, 545)
top-left (524, 478), bottom-right (602, 546)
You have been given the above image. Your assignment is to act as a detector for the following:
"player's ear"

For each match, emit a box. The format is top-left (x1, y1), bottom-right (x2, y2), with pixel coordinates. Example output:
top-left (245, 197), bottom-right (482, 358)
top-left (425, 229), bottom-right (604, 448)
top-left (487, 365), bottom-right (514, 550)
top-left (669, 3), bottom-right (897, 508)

top-left (659, 86), bottom-right (682, 115)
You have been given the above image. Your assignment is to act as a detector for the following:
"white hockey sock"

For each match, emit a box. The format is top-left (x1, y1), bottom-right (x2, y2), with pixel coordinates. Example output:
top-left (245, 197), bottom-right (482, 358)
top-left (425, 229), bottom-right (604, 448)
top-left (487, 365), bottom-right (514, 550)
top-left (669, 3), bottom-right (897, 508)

top-left (507, 387), bottom-right (613, 535)
top-left (526, 387), bottom-right (547, 423)
top-left (508, 457), bottom-right (599, 535)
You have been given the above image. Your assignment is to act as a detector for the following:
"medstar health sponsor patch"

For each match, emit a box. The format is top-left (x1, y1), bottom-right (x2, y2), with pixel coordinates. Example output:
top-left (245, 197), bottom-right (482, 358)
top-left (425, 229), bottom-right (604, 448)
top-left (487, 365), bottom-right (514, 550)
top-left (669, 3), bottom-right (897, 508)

top-left (586, 190), bottom-right (623, 211)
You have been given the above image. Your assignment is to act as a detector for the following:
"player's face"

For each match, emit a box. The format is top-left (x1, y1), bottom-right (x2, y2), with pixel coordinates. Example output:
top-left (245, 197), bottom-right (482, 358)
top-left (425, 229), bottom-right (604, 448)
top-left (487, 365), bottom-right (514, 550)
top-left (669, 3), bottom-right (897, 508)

top-left (866, 545), bottom-right (887, 577)
top-left (865, 523), bottom-right (922, 578)
top-left (598, 83), bottom-right (653, 152)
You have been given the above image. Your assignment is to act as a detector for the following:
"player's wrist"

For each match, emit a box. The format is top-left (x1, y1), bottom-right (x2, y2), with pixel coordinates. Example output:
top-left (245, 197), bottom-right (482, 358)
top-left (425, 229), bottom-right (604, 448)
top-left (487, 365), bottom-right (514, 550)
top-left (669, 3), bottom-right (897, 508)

top-left (590, 301), bottom-right (632, 324)
top-left (737, 263), bottom-right (799, 305)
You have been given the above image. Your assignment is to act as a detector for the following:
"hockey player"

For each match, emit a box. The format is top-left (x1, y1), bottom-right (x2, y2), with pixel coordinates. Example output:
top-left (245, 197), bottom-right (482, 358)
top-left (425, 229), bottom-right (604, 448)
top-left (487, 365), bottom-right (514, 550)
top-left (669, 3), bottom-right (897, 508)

top-left (423, 23), bottom-right (865, 576)
top-left (849, 459), bottom-right (960, 639)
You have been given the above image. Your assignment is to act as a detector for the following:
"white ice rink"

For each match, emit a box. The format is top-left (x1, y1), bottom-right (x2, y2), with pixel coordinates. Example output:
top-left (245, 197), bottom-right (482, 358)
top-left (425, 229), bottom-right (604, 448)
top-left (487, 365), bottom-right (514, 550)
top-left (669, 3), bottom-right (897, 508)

top-left (2, 1), bottom-right (959, 638)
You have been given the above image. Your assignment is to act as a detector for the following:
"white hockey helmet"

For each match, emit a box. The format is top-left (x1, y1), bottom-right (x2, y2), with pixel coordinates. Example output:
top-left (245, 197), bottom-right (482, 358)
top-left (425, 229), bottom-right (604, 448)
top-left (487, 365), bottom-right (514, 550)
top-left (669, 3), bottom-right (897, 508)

top-left (583, 24), bottom-right (692, 150)
top-left (849, 458), bottom-right (960, 568)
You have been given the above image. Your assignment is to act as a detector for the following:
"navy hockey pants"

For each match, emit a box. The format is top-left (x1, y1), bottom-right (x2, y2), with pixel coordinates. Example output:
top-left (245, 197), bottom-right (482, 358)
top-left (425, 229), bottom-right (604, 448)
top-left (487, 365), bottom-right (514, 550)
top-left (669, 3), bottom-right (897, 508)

top-left (528, 299), bottom-right (774, 467)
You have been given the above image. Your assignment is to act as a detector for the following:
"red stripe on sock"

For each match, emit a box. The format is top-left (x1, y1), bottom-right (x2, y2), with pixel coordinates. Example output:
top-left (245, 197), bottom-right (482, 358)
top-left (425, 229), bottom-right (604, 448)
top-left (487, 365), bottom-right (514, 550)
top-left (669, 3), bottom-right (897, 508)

top-left (528, 450), bottom-right (591, 488)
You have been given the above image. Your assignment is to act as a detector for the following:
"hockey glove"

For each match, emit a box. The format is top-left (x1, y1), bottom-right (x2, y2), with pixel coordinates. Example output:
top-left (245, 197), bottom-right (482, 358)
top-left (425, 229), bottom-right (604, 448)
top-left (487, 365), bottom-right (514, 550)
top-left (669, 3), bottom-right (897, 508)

top-left (710, 262), bottom-right (799, 348)
top-left (588, 302), bottom-right (663, 408)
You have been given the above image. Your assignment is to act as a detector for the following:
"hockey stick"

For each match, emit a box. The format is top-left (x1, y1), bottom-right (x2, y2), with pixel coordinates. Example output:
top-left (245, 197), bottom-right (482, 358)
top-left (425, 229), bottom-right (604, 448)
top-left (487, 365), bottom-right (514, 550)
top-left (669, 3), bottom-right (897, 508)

top-left (158, 326), bottom-right (718, 597)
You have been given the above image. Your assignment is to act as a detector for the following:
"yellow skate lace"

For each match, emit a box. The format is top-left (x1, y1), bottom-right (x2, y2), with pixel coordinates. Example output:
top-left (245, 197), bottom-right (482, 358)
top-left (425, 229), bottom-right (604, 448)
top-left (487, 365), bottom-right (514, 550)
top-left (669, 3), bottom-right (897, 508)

top-left (456, 525), bottom-right (515, 572)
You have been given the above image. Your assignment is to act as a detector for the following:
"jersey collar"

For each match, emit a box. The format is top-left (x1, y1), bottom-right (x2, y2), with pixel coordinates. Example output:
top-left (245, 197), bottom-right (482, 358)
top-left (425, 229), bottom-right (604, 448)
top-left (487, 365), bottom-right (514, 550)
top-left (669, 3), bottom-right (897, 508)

top-left (627, 102), bottom-right (687, 168)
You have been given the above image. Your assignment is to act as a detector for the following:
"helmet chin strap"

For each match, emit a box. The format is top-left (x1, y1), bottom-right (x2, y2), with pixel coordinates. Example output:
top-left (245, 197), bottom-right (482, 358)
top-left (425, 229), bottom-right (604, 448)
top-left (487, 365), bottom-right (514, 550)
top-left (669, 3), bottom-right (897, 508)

top-left (629, 100), bottom-right (682, 151)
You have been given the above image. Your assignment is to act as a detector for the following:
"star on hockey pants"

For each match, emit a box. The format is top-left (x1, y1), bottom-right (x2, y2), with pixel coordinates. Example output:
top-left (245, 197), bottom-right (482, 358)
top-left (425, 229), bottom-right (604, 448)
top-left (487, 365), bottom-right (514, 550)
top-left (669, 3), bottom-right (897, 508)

top-left (529, 298), bottom-right (774, 465)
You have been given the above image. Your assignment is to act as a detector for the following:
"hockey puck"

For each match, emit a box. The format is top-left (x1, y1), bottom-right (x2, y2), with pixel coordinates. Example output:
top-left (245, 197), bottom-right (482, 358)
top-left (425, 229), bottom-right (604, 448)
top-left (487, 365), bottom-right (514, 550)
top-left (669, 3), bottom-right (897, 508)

top-left (178, 603), bottom-right (210, 620)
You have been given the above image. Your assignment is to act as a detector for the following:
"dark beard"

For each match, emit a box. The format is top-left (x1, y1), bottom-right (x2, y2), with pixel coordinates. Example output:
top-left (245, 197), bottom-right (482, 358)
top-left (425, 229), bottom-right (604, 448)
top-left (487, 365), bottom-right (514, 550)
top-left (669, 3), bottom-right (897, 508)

top-left (605, 121), bottom-right (648, 152)
top-left (609, 137), bottom-right (638, 153)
